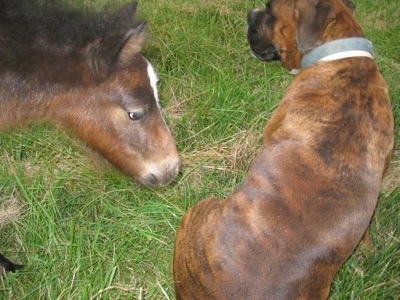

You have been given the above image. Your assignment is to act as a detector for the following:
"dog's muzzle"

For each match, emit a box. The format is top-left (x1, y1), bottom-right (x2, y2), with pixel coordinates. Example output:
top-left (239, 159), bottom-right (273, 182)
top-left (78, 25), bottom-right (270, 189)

top-left (247, 9), bottom-right (280, 62)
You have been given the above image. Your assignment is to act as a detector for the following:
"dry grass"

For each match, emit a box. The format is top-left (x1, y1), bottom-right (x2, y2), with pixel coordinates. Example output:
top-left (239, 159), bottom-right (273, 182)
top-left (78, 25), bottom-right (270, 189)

top-left (0, 197), bottom-right (22, 228)
top-left (383, 149), bottom-right (400, 194)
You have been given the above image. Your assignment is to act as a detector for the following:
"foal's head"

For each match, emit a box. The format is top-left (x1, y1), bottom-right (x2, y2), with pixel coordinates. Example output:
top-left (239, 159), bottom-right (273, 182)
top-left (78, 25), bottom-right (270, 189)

top-left (73, 4), bottom-right (180, 186)
top-left (77, 32), bottom-right (181, 186)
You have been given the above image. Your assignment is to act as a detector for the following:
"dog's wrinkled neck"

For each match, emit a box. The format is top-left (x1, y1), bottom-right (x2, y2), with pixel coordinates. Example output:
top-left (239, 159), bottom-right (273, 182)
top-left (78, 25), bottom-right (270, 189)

top-left (300, 38), bottom-right (374, 69)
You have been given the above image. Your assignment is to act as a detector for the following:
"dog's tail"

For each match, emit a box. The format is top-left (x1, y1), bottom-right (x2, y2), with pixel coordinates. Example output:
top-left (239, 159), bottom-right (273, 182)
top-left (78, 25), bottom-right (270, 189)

top-left (0, 197), bottom-right (24, 276)
top-left (0, 254), bottom-right (23, 276)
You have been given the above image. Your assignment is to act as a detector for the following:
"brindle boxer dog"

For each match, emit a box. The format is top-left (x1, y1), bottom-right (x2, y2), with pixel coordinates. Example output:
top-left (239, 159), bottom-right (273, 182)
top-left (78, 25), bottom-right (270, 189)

top-left (173, 0), bottom-right (394, 299)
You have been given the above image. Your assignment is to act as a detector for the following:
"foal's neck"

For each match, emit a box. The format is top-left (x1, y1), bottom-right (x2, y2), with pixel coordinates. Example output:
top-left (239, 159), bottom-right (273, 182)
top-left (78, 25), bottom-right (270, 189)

top-left (0, 63), bottom-right (93, 130)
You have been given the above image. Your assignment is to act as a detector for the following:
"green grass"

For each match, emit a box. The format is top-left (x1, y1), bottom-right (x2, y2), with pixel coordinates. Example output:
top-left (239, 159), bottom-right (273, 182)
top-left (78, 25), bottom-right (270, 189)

top-left (1, 0), bottom-right (399, 299)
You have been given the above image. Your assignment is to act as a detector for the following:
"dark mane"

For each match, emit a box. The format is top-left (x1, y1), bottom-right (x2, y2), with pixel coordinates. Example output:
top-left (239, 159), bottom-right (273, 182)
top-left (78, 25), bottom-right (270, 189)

top-left (0, 0), bottom-right (146, 83)
top-left (0, 0), bottom-right (142, 48)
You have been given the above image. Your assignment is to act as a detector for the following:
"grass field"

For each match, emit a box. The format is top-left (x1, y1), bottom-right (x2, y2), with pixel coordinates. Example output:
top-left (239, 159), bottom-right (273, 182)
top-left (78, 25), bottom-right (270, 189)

top-left (1, 0), bottom-right (399, 299)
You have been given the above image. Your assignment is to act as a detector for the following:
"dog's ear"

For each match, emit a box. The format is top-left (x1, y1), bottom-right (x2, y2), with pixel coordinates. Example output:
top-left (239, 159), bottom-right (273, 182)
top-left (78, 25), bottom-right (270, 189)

top-left (295, 0), bottom-right (335, 53)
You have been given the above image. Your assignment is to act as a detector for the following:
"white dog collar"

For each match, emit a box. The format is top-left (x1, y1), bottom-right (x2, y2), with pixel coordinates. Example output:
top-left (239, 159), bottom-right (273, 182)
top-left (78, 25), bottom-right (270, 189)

top-left (300, 38), bottom-right (374, 68)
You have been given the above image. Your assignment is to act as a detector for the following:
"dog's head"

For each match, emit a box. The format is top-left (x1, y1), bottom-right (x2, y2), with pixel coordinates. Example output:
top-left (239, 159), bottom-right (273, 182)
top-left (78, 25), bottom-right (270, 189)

top-left (247, 0), bottom-right (363, 72)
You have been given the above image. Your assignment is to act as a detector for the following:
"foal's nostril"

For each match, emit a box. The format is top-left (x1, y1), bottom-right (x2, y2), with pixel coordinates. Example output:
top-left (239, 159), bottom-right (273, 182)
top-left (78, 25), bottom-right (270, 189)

top-left (149, 173), bottom-right (160, 186)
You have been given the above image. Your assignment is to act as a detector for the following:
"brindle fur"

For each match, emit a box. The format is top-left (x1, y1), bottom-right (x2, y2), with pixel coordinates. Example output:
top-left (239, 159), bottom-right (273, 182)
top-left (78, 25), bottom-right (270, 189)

top-left (173, 0), bottom-right (394, 298)
top-left (0, 0), bottom-right (180, 275)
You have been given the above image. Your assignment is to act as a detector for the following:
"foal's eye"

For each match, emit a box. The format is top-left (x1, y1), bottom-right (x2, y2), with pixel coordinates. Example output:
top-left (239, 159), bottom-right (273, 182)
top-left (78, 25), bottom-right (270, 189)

top-left (128, 110), bottom-right (147, 121)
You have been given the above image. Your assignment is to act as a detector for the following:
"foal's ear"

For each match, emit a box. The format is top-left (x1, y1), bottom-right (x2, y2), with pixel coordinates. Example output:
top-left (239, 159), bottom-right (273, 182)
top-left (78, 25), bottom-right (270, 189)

top-left (118, 22), bottom-right (147, 66)
top-left (112, 2), bottom-right (147, 64)
top-left (295, 0), bottom-right (335, 53)
top-left (83, 22), bottom-right (146, 78)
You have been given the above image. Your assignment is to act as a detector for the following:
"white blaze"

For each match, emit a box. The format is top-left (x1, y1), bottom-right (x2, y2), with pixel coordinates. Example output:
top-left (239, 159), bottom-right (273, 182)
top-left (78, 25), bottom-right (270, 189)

top-left (146, 59), bottom-right (160, 106)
